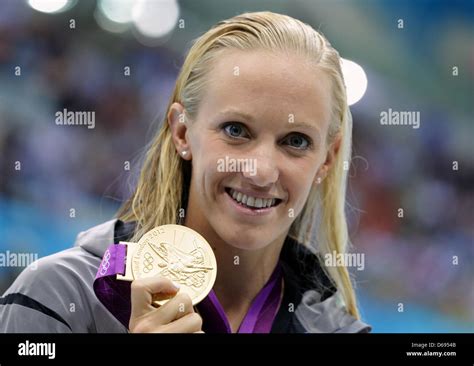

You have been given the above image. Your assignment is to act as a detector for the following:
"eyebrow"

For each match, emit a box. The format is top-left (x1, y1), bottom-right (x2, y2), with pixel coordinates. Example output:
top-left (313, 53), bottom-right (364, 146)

top-left (216, 109), bottom-right (321, 133)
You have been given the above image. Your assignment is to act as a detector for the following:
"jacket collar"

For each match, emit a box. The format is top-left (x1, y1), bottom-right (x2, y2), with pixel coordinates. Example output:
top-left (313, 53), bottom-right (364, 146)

top-left (274, 236), bottom-right (371, 333)
top-left (73, 218), bottom-right (117, 256)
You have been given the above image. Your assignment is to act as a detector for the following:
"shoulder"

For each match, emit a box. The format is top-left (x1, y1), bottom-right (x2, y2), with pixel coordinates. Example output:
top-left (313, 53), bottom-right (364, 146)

top-left (294, 290), bottom-right (371, 333)
top-left (9, 246), bottom-right (100, 297)
top-left (0, 232), bottom-right (126, 333)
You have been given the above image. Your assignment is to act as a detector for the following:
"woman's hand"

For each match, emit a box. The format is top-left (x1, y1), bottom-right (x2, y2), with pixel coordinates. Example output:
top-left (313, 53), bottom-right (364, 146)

top-left (129, 276), bottom-right (204, 333)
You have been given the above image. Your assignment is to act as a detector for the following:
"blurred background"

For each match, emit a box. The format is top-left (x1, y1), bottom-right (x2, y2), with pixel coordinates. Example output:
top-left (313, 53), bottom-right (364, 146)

top-left (0, 0), bottom-right (472, 332)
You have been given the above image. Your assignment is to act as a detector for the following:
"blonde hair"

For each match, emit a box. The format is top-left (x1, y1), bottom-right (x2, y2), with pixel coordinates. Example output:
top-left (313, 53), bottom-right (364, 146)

top-left (117, 11), bottom-right (359, 318)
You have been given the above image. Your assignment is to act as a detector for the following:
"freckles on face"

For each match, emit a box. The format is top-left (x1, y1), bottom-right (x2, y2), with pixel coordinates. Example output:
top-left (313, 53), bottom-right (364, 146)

top-left (186, 49), bottom-right (334, 249)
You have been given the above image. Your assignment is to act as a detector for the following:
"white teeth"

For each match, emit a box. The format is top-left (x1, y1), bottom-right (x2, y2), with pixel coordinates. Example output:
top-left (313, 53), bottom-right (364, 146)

top-left (228, 188), bottom-right (278, 209)
top-left (247, 196), bottom-right (255, 207)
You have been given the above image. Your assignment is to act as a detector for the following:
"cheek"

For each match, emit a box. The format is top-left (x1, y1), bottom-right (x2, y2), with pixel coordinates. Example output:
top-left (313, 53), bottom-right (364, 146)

top-left (283, 158), bottom-right (318, 206)
top-left (190, 131), bottom-right (218, 172)
top-left (192, 142), bottom-right (227, 194)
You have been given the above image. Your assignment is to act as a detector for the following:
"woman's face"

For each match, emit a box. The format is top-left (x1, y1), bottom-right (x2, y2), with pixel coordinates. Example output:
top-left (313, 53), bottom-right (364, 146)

top-left (172, 49), bottom-right (338, 251)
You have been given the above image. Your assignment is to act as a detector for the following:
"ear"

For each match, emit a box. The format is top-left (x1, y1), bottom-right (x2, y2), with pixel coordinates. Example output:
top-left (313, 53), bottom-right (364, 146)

top-left (168, 102), bottom-right (192, 160)
top-left (316, 132), bottom-right (342, 182)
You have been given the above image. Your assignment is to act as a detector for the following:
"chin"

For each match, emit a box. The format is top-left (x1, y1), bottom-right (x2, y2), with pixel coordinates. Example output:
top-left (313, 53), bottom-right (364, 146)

top-left (214, 224), bottom-right (275, 251)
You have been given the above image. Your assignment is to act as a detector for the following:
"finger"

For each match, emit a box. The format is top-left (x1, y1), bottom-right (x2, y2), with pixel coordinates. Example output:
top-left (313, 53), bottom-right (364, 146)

top-left (159, 312), bottom-right (203, 333)
top-left (130, 276), bottom-right (180, 319)
top-left (151, 291), bottom-right (179, 304)
top-left (152, 292), bottom-right (194, 324)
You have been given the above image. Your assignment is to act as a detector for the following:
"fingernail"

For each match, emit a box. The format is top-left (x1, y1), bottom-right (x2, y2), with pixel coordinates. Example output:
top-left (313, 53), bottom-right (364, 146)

top-left (171, 281), bottom-right (181, 290)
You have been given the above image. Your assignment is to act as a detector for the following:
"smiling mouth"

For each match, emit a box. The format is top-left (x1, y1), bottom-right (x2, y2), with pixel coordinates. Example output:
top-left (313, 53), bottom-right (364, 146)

top-left (225, 187), bottom-right (282, 209)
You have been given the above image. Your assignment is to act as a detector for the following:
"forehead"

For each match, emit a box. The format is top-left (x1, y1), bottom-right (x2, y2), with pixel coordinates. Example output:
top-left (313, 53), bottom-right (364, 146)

top-left (198, 49), bottom-right (333, 128)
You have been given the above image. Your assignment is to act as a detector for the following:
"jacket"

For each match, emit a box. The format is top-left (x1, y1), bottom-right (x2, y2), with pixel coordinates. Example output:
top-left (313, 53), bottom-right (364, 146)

top-left (0, 219), bottom-right (371, 333)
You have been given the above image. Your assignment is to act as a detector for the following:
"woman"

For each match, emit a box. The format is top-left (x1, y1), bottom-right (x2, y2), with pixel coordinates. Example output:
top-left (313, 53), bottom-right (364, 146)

top-left (0, 11), bottom-right (370, 333)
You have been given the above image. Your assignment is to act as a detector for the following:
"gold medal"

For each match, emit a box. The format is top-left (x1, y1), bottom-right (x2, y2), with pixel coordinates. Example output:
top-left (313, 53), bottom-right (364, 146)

top-left (117, 225), bottom-right (217, 306)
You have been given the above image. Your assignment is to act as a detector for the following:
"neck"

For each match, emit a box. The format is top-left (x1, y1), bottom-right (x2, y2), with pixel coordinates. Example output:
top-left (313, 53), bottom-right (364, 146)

top-left (184, 217), bottom-right (285, 314)
top-left (212, 236), bottom-right (283, 313)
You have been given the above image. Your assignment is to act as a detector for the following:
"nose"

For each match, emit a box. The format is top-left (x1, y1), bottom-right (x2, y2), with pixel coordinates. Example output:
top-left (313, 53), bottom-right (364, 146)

top-left (241, 142), bottom-right (279, 187)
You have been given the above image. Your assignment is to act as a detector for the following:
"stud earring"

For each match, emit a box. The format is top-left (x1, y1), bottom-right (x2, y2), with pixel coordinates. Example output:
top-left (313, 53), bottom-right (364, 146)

top-left (316, 177), bottom-right (322, 184)
top-left (181, 150), bottom-right (187, 157)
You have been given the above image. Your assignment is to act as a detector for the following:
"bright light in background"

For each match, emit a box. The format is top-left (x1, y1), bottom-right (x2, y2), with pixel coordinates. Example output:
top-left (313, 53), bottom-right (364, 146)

top-left (93, 0), bottom-right (180, 44)
top-left (341, 58), bottom-right (368, 106)
top-left (97, 0), bottom-right (136, 24)
top-left (28, 0), bottom-right (75, 14)
top-left (94, 10), bottom-right (130, 34)
top-left (132, 0), bottom-right (179, 39)
top-left (95, 0), bottom-right (136, 33)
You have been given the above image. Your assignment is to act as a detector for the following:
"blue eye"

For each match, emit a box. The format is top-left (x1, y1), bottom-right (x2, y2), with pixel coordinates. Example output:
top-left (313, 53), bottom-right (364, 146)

top-left (284, 134), bottom-right (311, 149)
top-left (223, 123), bottom-right (248, 138)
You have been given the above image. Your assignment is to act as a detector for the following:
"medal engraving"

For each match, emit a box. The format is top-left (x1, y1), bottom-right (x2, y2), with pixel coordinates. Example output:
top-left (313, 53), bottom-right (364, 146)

top-left (129, 225), bottom-right (217, 306)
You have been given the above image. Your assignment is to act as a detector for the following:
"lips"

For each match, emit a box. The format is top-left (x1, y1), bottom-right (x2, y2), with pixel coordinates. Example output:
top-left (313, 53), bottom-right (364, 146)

top-left (225, 187), bottom-right (282, 209)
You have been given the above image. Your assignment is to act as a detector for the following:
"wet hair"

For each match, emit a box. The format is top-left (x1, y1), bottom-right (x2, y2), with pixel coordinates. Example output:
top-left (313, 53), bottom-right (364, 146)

top-left (118, 11), bottom-right (359, 318)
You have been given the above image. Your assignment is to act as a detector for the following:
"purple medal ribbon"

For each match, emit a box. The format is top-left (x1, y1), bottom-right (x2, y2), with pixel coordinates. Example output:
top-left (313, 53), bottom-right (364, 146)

top-left (196, 263), bottom-right (283, 333)
top-left (93, 244), bottom-right (283, 332)
top-left (93, 243), bottom-right (131, 327)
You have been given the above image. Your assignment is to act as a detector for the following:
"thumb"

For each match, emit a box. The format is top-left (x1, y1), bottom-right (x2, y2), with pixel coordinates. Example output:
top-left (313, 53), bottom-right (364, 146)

top-left (130, 276), bottom-right (180, 318)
